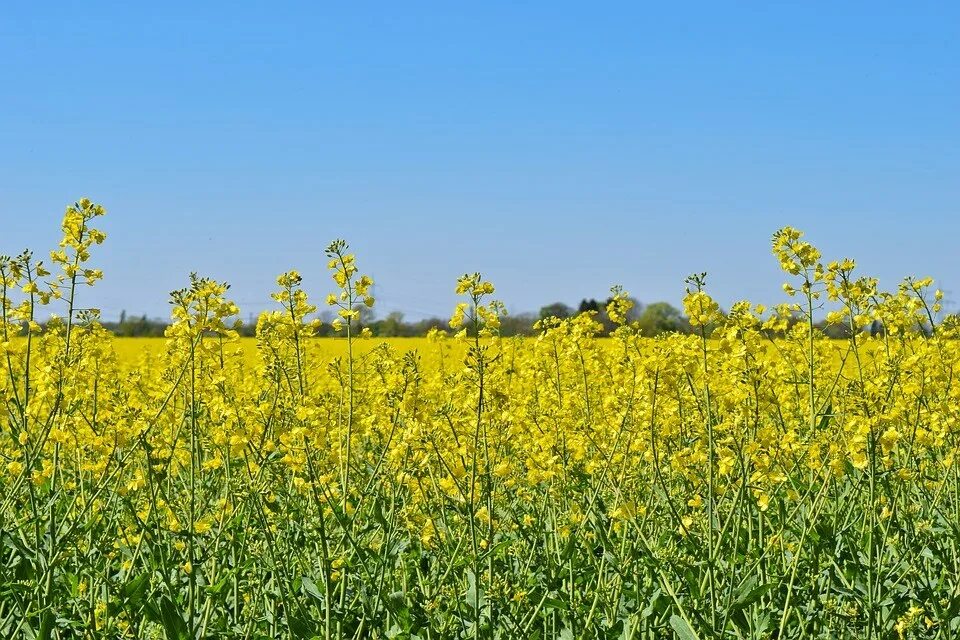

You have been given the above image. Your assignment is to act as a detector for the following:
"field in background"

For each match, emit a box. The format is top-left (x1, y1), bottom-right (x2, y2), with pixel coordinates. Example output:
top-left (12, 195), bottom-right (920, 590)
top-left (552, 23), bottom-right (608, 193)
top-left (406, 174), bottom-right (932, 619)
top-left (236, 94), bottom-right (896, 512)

top-left (110, 337), bottom-right (459, 368)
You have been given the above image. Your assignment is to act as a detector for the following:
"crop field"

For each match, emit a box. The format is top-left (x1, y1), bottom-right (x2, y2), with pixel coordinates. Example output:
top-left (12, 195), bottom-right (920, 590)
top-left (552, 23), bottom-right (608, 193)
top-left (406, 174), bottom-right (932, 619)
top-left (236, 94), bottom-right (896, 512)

top-left (108, 337), bottom-right (461, 371)
top-left (3, 201), bottom-right (960, 639)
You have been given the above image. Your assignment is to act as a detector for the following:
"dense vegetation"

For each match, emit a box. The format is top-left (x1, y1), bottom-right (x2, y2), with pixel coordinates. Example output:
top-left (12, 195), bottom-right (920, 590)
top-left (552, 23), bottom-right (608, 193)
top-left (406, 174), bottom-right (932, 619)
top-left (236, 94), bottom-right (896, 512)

top-left (2, 200), bottom-right (959, 639)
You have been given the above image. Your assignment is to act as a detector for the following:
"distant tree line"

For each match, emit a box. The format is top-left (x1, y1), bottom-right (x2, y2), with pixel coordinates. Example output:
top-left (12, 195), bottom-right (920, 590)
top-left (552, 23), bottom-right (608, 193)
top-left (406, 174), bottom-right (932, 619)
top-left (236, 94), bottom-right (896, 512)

top-left (58, 300), bottom-right (912, 339)
top-left (103, 310), bottom-right (168, 337)
top-left (96, 296), bottom-right (690, 338)
top-left (542, 297), bottom-right (693, 336)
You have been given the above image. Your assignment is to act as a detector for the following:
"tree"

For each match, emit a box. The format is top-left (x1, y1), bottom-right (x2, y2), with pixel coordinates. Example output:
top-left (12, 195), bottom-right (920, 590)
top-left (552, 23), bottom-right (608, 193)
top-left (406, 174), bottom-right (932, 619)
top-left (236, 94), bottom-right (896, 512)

top-left (578, 298), bottom-right (601, 313)
top-left (625, 296), bottom-right (644, 322)
top-left (377, 311), bottom-right (406, 337)
top-left (499, 312), bottom-right (537, 336)
top-left (637, 302), bottom-right (687, 336)
top-left (353, 304), bottom-right (376, 329)
top-left (538, 302), bottom-right (573, 320)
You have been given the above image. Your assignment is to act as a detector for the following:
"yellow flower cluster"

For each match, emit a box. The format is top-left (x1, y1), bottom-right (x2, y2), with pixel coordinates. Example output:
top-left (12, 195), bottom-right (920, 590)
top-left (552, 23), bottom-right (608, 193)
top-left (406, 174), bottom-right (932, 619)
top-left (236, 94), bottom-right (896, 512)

top-left (1, 205), bottom-right (958, 638)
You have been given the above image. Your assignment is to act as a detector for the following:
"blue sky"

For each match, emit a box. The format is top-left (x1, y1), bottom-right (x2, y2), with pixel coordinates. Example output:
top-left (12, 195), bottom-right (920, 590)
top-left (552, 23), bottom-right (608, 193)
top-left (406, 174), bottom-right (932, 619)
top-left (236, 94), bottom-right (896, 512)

top-left (2, 2), bottom-right (957, 321)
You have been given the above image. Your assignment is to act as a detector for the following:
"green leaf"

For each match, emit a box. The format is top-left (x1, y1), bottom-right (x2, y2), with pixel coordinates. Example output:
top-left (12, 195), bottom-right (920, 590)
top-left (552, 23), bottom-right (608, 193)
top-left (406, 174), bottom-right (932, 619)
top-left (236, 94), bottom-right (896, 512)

top-left (38, 610), bottom-right (52, 640)
top-left (669, 614), bottom-right (701, 640)
top-left (372, 498), bottom-right (389, 529)
top-left (302, 575), bottom-right (324, 603)
top-left (205, 574), bottom-right (230, 595)
top-left (464, 570), bottom-right (483, 610)
top-left (641, 589), bottom-right (666, 618)
top-left (122, 573), bottom-right (150, 604)
top-left (542, 597), bottom-right (569, 611)
top-left (288, 615), bottom-right (317, 638)
top-left (731, 579), bottom-right (774, 612)
top-left (729, 580), bottom-right (774, 634)
top-left (817, 405), bottom-right (832, 430)
top-left (158, 597), bottom-right (189, 640)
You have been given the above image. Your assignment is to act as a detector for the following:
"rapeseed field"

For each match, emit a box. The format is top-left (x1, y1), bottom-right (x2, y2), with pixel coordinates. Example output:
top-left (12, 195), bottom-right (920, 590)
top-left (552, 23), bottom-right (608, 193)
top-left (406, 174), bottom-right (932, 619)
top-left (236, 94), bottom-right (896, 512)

top-left (2, 200), bottom-right (959, 638)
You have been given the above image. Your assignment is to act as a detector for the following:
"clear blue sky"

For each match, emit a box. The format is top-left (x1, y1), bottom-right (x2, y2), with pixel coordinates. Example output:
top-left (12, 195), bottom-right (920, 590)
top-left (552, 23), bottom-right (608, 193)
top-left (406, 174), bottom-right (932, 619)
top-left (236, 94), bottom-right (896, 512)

top-left (2, 2), bottom-right (957, 322)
